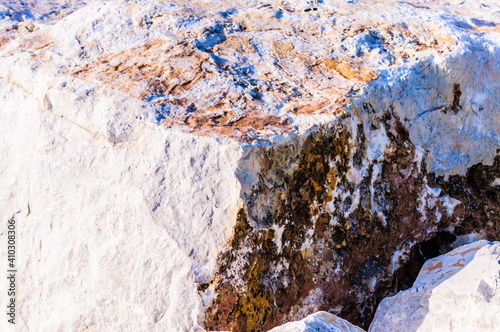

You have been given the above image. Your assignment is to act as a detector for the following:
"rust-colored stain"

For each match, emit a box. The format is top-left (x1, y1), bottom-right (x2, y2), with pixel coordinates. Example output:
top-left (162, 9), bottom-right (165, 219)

top-left (459, 247), bottom-right (480, 256)
top-left (20, 33), bottom-right (53, 51)
top-left (322, 58), bottom-right (378, 83)
top-left (425, 261), bottom-right (443, 272)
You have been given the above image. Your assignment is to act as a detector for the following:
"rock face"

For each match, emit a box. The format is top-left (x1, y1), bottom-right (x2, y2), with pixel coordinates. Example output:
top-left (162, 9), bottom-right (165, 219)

top-left (369, 240), bottom-right (500, 332)
top-left (270, 311), bottom-right (364, 332)
top-left (0, 0), bottom-right (499, 331)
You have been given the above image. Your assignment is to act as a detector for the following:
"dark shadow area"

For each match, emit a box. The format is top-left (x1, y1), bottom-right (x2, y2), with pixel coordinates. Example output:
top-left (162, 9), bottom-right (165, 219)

top-left (393, 231), bottom-right (457, 292)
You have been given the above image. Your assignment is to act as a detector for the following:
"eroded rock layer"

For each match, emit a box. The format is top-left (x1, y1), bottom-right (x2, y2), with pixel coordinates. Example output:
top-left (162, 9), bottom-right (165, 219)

top-left (204, 108), bottom-right (500, 330)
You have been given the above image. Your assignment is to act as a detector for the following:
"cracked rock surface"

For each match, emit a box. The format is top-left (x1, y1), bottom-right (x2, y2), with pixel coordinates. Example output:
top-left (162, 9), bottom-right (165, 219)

top-left (0, 0), bottom-right (499, 331)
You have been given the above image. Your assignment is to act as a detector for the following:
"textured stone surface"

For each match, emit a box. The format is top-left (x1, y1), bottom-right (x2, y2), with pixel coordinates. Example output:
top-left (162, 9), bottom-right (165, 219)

top-left (270, 311), bottom-right (364, 332)
top-left (370, 240), bottom-right (500, 332)
top-left (0, 0), bottom-right (499, 331)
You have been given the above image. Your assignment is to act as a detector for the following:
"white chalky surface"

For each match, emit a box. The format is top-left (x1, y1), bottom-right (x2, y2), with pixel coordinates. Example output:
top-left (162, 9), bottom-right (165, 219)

top-left (0, 0), bottom-right (499, 331)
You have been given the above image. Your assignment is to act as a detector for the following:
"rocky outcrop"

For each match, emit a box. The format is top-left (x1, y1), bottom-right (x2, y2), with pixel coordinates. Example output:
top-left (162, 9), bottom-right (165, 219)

top-left (370, 240), bottom-right (500, 332)
top-left (270, 311), bottom-right (364, 332)
top-left (0, 0), bottom-right (499, 331)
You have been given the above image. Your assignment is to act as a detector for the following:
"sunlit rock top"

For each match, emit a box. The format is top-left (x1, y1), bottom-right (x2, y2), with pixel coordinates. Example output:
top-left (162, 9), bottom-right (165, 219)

top-left (1, 0), bottom-right (499, 141)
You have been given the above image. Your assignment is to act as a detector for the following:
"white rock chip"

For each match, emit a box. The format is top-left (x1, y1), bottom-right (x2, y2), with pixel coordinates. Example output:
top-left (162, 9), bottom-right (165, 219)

top-left (0, 79), bottom-right (243, 331)
top-left (270, 311), bottom-right (365, 332)
top-left (370, 240), bottom-right (500, 332)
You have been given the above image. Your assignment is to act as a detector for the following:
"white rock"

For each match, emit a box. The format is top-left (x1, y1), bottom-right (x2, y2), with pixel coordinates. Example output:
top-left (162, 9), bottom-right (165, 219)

top-left (369, 240), bottom-right (500, 332)
top-left (270, 311), bottom-right (365, 332)
top-left (0, 0), bottom-right (499, 331)
top-left (0, 78), bottom-right (243, 331)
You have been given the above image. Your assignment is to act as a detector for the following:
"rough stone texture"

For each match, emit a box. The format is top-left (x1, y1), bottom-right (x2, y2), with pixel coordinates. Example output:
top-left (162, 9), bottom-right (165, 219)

top-left (369, 240), bottom-right (500, 332)
top-left (0, 0), bottom-right (499, 331)
top-left (270, 311), bottom-right (364, 332)
top-left (0, 81), bottom-right (243, 331)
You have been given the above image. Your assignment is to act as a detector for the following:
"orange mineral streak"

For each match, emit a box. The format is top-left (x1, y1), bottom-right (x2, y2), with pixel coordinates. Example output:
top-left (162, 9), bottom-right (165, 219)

top-left (70, 40), bottom-right (311, 140)
top-left (73, 39), bottom-right (208, 99)
top-left (424, 261), bottom-right (443, 273)
top-left (0, 35), bottom-right (11, 48)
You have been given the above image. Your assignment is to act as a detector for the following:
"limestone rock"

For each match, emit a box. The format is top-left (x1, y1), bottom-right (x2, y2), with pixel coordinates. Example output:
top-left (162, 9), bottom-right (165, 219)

top-left (369, 240), bottom-right (500, 332)
top-left (0, 0), bottom-right (499, 331)
top-left (270, 311), bottom-right (365, 332)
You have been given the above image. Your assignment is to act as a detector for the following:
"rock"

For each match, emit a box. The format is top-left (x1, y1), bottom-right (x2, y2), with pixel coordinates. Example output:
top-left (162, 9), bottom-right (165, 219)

top-left (0, 0), bottom-right (499, 331)
top-left (369, 240), bottom-right (500, 332)
top-left (270, 311), bottom-right (365, 332)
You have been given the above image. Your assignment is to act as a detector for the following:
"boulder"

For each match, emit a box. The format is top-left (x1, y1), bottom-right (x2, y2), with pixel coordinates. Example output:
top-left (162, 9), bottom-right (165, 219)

top-left (369, 240), bottom-right (500, 332)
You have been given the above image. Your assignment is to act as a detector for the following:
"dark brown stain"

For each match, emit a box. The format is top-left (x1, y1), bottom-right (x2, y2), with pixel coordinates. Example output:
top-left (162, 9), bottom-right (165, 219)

top-left (451, 83), bottom-right (462, 113)
top-left (203, 109), bottom-right (500, 331)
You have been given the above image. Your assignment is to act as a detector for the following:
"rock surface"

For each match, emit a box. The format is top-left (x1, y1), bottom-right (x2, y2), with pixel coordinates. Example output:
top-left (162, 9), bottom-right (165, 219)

top-left (370, 240), bottom-right (500, 332)
top-left (0, 0), bottom-right (499, 331)
top-left (270, 311), bottom-right (364, 332)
